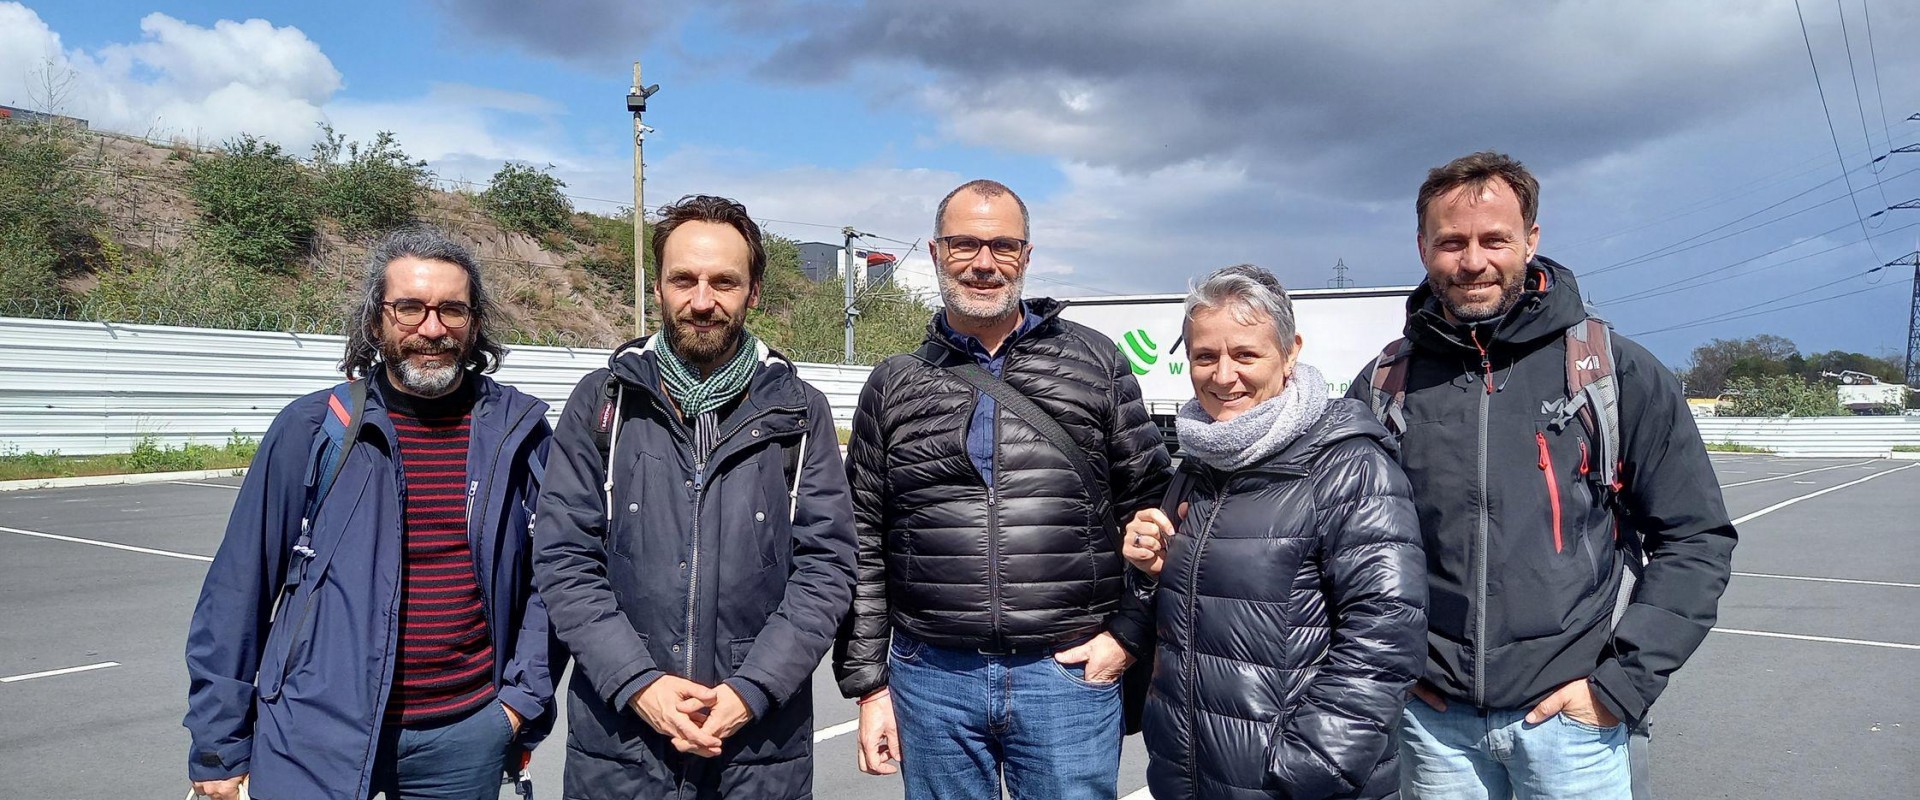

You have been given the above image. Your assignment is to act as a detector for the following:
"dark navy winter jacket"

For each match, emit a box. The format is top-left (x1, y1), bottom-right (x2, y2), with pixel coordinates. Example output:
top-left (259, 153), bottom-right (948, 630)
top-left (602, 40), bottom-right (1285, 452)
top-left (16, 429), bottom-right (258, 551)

top-left (184, 373), bottom-right (557, 800)
top-left (532, 338), bottom-right (857, 800)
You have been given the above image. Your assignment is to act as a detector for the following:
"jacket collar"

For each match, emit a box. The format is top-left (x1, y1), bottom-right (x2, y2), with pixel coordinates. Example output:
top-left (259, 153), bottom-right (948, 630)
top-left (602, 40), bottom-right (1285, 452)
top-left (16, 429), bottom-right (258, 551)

top-left (922, 296), bottom-right (1067, 357)
top-left (607, 333), bottom-right (811, 423)
top-left (1405, 256), bottom-right (1590, 356)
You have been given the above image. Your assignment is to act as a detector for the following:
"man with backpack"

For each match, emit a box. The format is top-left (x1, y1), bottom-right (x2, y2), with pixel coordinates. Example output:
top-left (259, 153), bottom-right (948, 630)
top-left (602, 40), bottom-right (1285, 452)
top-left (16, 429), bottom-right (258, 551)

top-left (530, 195), bottom-right (856, 799)
top-left (185, 227), bottom-right (558, 800)
top-left (1352, 151), bottom-right (1738, 799)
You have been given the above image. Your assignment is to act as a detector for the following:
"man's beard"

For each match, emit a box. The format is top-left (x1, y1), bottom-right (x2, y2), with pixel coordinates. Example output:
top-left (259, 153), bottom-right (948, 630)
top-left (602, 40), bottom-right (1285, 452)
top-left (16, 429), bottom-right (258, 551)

top-left (1438, 271), bottom-right (1526, 323)
top-left (664, 312), bottom-right (746, 373)
top-left (937, 267), bottom-right (1025, 324)
top-left (381, 334), bottom-right (466, 396)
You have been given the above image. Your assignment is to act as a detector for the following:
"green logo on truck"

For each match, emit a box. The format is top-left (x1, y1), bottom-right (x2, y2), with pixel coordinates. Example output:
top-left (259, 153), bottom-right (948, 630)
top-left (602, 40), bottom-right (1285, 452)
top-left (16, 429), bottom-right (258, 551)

top-left (1120, 329), bottom-right (1158, 375)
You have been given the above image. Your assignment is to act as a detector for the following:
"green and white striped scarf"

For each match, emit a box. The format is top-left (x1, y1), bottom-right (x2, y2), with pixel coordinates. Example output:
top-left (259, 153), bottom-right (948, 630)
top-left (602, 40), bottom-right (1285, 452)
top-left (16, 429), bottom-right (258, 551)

top-left (655, 330), bottom-right (763, 417)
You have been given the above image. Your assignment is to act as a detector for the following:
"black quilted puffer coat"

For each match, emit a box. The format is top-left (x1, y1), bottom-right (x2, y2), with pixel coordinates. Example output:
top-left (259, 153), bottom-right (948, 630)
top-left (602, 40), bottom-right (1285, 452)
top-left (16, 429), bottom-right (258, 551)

top-left (833, 299), bottom-right (1172, 698)
top-left (1144, 399), bottom-right (1426, 800)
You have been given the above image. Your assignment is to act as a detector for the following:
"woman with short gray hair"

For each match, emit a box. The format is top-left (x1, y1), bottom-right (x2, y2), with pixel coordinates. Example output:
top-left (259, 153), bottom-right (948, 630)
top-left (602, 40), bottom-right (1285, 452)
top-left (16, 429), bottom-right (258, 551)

top-left (1121, 264), bottom-right (1426, 799)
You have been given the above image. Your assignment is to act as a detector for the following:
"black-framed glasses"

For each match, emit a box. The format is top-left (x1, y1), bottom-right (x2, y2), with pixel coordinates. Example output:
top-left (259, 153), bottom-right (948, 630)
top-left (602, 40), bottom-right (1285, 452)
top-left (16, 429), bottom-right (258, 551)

top-left (934, 235), bottom-right (1028, 262)
top-left (383, 299), bottom-right (472, 328)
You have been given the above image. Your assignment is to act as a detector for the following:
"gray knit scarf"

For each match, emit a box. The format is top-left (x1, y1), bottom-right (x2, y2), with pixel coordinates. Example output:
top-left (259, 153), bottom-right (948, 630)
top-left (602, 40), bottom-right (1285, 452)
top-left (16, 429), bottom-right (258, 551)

top-left (655, 330), bottom-right (764, 417)
top-left (1175, 362), bottom-right (1330, 472)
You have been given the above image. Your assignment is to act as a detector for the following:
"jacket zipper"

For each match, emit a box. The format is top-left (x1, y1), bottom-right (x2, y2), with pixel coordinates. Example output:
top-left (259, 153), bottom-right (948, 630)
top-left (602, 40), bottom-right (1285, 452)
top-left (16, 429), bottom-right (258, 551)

top-left (1536, 432), bottom-right (1563, 554)
top-left (465, 402), bottom-right (542, 669)
top-left (1182, 482), bottom-right (1225, 781)
top-left (1470, 327), bottom-right (1492, 709)
top-left (645, 391), bottom-right (804, 679)
top-left (986, 394), bottom-right (1005, 650)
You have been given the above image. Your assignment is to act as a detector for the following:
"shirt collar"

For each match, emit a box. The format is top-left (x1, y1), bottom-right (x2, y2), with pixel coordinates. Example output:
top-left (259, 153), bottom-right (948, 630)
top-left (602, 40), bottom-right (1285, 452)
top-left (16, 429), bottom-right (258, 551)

top-left (936, 304), bottom-right (1042, 361)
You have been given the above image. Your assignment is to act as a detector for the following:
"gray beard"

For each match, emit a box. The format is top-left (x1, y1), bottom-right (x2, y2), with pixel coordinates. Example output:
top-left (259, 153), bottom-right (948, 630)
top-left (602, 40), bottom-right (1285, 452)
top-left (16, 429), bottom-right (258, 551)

top-left (937, 269), bottom-right (1025, 325)
top-left (1440, 276), bottom-right (1525, 323)
top-left (390, 357), bottom-right (463, 397)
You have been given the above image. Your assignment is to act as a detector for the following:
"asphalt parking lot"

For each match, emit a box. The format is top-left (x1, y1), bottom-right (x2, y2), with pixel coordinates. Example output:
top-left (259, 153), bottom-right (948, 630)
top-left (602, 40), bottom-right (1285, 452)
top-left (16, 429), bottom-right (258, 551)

top-left (1, 454), bottom-right (1915, 799)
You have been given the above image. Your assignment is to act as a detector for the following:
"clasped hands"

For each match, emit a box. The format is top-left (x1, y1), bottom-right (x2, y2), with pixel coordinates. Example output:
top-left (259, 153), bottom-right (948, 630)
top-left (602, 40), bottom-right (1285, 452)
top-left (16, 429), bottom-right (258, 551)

top-left (629, 675), bottom-right (756, 757)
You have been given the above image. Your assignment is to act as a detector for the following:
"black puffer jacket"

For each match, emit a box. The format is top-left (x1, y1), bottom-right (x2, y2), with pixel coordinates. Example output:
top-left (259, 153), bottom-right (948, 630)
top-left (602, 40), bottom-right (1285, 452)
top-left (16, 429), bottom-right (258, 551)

top-left (834, 299), bottom-right (1172, 698)
top-left (1145, 399), bottom-right (1425, 800)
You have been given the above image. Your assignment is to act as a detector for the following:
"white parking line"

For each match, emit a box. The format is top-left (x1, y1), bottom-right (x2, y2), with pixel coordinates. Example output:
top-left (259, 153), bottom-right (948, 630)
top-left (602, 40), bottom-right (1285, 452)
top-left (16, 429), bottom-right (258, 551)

top-left (1714, 628), bottom-right (1920, 651)
top-left (813, 719), bottom-right (859, 743)
top-left (1, 661), bottom-right (121, 683)
top-left (171, 481), bottom-right (241, 490)
top-left (1120, 787), bottom-right (1155, 800)
top-left (1718, 459), bottom-right (1877, 488)
top-left (1730, 463), bottom-right (1919, 526)
top-left (1734, 571), bottom-right (1920, 589)
top-left (0, 525), bottom-right (213, 562)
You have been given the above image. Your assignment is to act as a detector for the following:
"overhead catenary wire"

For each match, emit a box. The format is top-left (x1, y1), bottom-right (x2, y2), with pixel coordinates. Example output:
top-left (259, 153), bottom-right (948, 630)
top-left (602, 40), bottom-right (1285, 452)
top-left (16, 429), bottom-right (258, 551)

top-left (1793, 0), bottom-right (1887, 259)
top-left (1630, 281), bottom-right (1901, 336)
top-left (1859, 0), bottom-right (1896, 173)
top-left (1833, 0), bottom-right (1893, 217)
top-left (1598, 219), bottom-right (1920, 306)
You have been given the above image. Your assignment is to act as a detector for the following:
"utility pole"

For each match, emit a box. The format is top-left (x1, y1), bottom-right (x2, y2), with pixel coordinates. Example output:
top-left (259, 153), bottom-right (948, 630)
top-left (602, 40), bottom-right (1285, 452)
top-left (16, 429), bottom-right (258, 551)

top-left (842, 226), bottom-right (870, 364)
top-left (1328, 258), bottom-right (1354, 289)
top-left (627, 63), bottom-right (660, 337)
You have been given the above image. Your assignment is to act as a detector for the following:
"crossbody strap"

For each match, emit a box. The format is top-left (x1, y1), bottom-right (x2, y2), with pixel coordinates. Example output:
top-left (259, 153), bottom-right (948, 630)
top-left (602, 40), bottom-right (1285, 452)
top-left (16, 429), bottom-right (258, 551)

top-left (912, 344), bottom-right (1113, 534)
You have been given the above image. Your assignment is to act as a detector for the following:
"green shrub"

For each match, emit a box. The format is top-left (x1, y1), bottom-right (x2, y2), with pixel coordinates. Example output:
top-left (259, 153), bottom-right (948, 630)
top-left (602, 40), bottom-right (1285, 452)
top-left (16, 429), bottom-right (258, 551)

top-left (1721, 375), bottom-right (1844, 417)
top-left (480, 163), bottom-right (571, 238)
top-left (0, 444), bottom-right (70, 478)
top-left (225, 430), bottom-right (260, 462)
top-left (187, 135), bottom-right (316, 275)
top-left (126, 436), bottom-right (216, 472)
top-left (0, 119), bottom-right (100, 303)
top-left (311, 125), bottom-right (432, 239)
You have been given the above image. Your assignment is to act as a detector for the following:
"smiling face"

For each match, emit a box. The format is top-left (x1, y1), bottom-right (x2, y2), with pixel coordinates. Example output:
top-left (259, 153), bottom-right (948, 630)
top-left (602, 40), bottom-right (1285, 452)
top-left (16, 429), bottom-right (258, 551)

top-left (378, 256), bottom-right (474, 397)
top-left (1185, 305), bottom-right (1302, 422)
top-left (656, 220), bottom-right (760, 372)
top-left (934, 188), bottom-right (1029, 325)
top-left (1417, 178), bottom-right (1540, 323)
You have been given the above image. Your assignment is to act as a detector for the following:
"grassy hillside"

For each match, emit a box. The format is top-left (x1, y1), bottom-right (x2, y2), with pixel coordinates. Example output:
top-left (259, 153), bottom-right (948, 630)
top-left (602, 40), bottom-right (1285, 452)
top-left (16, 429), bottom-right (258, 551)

top-left (0, 118), bottom-right (934, 362)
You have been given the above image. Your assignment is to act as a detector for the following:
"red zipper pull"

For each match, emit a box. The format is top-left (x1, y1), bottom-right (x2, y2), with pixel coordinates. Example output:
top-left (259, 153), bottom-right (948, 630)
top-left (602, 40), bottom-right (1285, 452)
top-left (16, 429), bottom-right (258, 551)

top-left (1470, 328), bottom-right (1495, 394)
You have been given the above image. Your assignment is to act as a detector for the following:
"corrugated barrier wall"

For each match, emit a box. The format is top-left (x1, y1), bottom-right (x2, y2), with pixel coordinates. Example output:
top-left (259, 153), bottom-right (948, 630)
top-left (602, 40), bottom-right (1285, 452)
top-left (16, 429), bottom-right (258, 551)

top-left (0, 317), bottom-right (872, 456)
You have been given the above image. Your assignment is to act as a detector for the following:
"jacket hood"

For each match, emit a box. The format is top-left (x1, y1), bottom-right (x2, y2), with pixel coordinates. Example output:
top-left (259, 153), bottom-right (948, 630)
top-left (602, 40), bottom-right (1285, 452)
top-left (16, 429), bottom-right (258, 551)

top-left (1275, 397), bottom-right (1397, 468)
top-left (1405, 256), bottom-right (1590, 355)
top-left (606, 332), bottom-right (809, 411)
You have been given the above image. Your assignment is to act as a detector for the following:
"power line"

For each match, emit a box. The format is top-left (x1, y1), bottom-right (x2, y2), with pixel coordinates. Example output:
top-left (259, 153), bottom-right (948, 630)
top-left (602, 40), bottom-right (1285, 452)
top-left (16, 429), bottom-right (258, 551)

top-left (1630, 281), bottom-right (1900, 336)
top-left (1859, 0), bottom-right (1896, 170)
top-left (1600, 219), bottom-right (1920, 306)
top-left (1833, 0), bottom-right (1893, 215)
top-left (1793, 0), bottom-right (1886, 259)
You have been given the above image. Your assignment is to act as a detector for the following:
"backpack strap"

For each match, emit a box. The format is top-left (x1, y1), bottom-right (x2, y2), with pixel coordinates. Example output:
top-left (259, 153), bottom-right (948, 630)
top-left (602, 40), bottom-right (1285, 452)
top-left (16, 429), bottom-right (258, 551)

top-left (276, 379), bottom-right (367, 620)
top-left (1368, 338), bottom-right (1414, 435)
top-left (593, 375), bottom-right (624, 523)
top-left (1558, 317), bottom-right (1622, 492)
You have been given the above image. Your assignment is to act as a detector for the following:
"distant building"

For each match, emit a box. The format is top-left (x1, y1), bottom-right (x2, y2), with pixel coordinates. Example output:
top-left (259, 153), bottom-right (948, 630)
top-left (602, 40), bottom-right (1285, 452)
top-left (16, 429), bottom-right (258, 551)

top-left (0, 104), bottom-right (89, 129)
top-left (796, 242), bottom-right (899, 288)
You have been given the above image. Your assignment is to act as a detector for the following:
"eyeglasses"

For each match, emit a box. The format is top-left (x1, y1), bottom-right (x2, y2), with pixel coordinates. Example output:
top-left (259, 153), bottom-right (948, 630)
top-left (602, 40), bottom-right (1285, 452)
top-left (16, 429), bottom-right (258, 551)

top-left (934, 235), bottom-right (1028, 263)
top-left (383, 299), bottom-right (472, 328)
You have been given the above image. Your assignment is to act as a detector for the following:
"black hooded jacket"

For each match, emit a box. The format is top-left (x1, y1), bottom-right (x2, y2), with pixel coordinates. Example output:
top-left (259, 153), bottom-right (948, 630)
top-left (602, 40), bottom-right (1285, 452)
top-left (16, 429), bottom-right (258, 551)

top-left (833, 298), bottom-right (1173, 699)
top-left (1347, 257), bottom-right (1736, 727)
top-left (1144, 399), bottom-right (1425, 800)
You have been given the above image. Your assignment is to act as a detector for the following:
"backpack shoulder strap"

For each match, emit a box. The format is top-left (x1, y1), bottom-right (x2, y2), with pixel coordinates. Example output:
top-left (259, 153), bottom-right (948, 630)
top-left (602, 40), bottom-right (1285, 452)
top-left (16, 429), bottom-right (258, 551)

top-left (1562, 317), bottom-right (1621, 492)
top-left (301, 379), bottom-right (367, 549)
top-left (1368, 338), bottom-right (1414, 435)
top-left (593, 374), bottom-right (625, 523)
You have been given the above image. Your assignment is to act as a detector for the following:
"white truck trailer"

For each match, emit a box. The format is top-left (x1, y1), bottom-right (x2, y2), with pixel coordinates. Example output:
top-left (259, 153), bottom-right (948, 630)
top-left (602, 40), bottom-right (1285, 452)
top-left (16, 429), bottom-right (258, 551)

top-left (1058, 286), bottom-right (1417, 450)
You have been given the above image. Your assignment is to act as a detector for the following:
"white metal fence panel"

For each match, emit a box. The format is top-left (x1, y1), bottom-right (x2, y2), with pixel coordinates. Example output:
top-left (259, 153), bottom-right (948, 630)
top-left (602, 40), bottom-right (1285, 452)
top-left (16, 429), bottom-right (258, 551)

top-left (1695, 416), bottom-right (1920, 457)
top-left (0, 317), bottom-right (872, 456)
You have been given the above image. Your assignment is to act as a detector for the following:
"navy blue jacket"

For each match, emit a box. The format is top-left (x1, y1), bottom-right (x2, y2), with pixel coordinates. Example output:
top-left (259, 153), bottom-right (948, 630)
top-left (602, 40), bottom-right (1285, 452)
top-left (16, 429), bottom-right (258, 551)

top-left (184, 373), bottom-right (557, 800)
top-left (532, 338), bottom-right (857, 800)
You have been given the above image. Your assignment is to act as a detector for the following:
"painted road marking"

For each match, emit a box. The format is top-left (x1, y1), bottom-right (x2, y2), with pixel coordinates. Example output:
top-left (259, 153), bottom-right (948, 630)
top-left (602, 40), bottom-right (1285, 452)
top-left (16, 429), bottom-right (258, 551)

top-left (1734, 572), bottom-right (1920, 589)
top-left (0, 525), bottom-right (213, 563)
top-left (1714, 628), bottom-right (1920, 651)
top-left (1121, 787), bottom-right (1155, 800)
top-left (1730, 463), bottom-right (1919, 526)
top-left (1718, 459), bottom-right (1877, 488)
top-left (2, 661), bottom-right (121, 683)
top-left (813, 719), bottom-right (859, 743)
top-left (171, 481), bottom-right (241, 490)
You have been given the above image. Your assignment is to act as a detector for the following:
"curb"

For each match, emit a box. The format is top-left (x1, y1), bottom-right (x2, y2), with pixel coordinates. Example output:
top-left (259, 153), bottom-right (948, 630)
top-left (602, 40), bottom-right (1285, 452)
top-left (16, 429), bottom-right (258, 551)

top-left (0, 467), bottom-right (249, 493)
top-left (1891, 451), bottom-right (1920, 461)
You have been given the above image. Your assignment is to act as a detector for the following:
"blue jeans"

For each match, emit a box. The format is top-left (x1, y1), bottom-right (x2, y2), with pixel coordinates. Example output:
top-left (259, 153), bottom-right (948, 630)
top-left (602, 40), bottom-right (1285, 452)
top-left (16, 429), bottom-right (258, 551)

top-left (889, 633), bottom-right (1123, 800)
top-left (368, 701), bottom-right (515, 800)
top-left (1399, 697), bottom-right (1629, 800)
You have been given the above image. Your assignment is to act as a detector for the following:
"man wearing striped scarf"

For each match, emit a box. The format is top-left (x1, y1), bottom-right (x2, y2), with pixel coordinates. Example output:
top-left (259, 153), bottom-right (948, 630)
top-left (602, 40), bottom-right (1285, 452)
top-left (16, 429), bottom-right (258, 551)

top-left (532, 195), bottom-right (857, 799)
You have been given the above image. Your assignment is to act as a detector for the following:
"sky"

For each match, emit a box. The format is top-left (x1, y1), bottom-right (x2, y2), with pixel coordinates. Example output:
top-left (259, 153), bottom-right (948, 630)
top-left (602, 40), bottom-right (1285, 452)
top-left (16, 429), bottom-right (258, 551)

top-left (3, 0), bottom-right (1917, 370)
